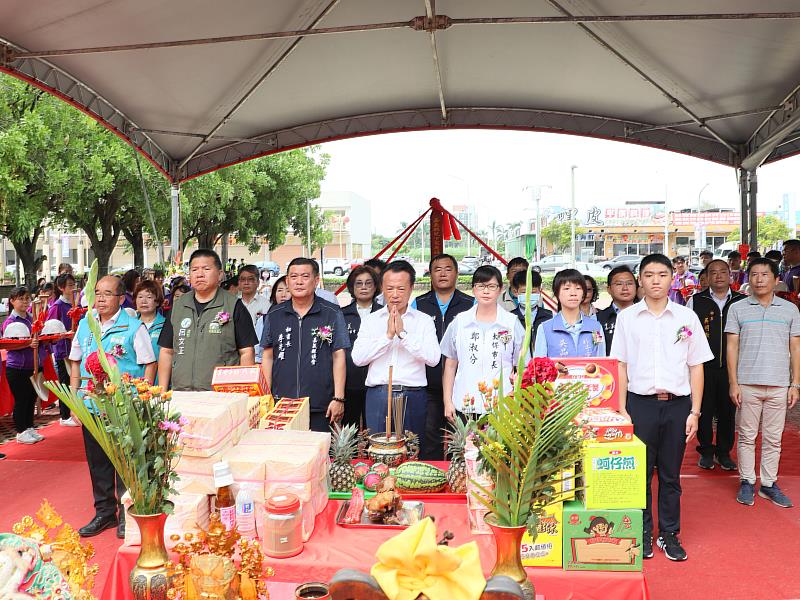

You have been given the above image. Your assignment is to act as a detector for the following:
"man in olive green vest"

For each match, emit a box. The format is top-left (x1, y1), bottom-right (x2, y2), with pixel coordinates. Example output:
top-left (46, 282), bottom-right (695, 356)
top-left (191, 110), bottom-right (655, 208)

top-left (158, 249), bottom-right (258, 390)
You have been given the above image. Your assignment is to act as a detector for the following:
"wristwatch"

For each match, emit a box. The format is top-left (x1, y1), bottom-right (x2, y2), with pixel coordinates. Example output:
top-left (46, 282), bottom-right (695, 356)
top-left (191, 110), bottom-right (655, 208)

top-left (689, 410), bottom-right (701, 417)
top-left (332, 397), bottom-right (346, 404)
top-left (790, 383), bottom-right (800, 389)
top-left (397, 330), bottom-right (407, 340)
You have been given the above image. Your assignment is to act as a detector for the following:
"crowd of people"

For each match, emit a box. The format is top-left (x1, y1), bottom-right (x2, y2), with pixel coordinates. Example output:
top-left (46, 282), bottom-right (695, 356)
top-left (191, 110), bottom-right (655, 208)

top-left (2, 242), bottom-right (798, 560)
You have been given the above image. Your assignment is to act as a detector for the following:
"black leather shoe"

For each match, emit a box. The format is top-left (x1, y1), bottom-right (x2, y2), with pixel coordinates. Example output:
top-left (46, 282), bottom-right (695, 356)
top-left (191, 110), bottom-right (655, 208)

top-left (79, 514), bottom-right (118, 538)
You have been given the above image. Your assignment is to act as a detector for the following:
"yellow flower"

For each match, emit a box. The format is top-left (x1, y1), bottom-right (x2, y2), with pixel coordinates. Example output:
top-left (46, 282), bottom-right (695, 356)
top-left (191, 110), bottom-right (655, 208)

top-left (136, 383), bottom-right (149, 393)
top-left (492, 378), bottom-right (500, 389)
top-left (140, 392), bottom-right (152, 402)
top-left (148, 385), bottom-right (162, 395)
top-left (104, 383), bottom-right (117, 395)
top-left (163, 390), bottom-right (172, 400)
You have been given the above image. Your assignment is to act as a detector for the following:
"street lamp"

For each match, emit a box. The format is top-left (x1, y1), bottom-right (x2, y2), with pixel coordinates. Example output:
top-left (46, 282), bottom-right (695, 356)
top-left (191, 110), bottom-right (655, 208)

top-left (523, 185), bottom-right (551, 261)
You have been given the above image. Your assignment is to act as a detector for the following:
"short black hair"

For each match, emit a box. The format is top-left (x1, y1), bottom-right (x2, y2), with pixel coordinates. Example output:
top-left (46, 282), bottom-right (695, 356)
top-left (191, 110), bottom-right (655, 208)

top-left (746, 257), bottom-right (779, 277)
top-left (671, 255), bottom-right (686, 264)
top-left (606, 266), bottom-right (635, 288)
top-left (221, 276), bottom-right (238, 290)
top-left (706, 259), bottom-right (729, 272)
top-left (55, 273), bottom-right (76, 294)
top-left (640, 253), bottom-right (673, 273)
top-left (121, 269), bottom-right (140, 292)
top-left (698, 267), bottom-right (707, 278)
top-left (154, 269), bottom-right (165, 278)
top-left (190, 248), bottom-right (223, 270)
top-left (8, 286), bottom-right (30, 302)
top-left (472, 265), bottom-right (503, 287)
top-left (429, 253), bottom-right (458, 274)
top-left (583, 275), bottom-right (599, 303)
top-left (346, 265), bottom-right (379, 297)
top-left (728, 250), bottom-right (742, 260)
top-left (699, 250), bottom-right (714, 258)
top-left (288, 257), bottom-right (320, 277)
top-left (172, 283), bottom-right (191, 295)
top-left (552, 268), bottom-right (587, 309)
top-left (507, 257), bottom-right (529, 272)
top-left (765, 249), bottom-right (783, 262)
top-left (382, 260), bottom-right (416, 286)
top-left (783, 239), bottom-right (800, 250)
top-left (238, 264), bottom-right (260, 279)
top-left (269, 276), bottom-right (288, 305)
top-left (747, 251), bottom-right (761, 259)
top-left (511, 269), bottom-right (542, 290)
top-left (364, 258), bottom-right (387, 272)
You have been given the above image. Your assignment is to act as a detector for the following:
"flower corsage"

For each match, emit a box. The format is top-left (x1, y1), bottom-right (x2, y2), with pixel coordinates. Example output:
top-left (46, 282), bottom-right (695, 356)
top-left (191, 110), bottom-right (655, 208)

top-left (592, 330), bottom-right (604, 346)
top-left (675, 325), bottom-right (693, 343)
top-left (497, 329), bottom-right (512, 346)
top-left (314, 325), bottom-right (334, 344)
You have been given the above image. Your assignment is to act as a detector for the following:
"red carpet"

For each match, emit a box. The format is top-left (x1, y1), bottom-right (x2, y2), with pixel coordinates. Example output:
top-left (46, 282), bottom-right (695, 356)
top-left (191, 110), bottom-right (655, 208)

top-left (2, 421), bottom-right (800, 599)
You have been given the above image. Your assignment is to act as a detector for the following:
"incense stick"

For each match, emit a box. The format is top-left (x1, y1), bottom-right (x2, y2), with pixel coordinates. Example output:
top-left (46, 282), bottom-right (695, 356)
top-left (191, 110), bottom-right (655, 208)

top-left (393, 393), bottom-right (406, 441)
top-left (386, 365), bottom-right (393, 440)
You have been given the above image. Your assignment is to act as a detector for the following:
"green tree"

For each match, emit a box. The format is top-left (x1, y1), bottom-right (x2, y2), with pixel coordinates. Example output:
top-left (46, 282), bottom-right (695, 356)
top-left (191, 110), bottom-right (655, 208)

top-left (727, 214), bottom-right (791, 251)
top-left (0, 77), bottom-right (79, 286)
top-left (541, 220), bottom-right (585, 253)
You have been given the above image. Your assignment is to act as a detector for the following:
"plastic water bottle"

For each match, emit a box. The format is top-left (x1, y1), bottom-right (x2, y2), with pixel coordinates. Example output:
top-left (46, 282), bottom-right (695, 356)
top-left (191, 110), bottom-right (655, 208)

top-left (236, 486), bottom-right (257, 539)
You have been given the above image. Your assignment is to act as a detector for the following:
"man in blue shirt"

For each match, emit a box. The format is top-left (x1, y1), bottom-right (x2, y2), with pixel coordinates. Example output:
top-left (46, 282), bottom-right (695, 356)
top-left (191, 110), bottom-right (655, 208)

top-left (260, 257), bottom-right (350, 432)
top-left (414, 254), bottom-right (474, 459)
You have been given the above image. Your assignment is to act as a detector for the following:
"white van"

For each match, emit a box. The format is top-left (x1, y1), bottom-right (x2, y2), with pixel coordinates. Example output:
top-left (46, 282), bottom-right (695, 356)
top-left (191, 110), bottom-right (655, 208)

top-left (713, 241), bottom-right (739, 260)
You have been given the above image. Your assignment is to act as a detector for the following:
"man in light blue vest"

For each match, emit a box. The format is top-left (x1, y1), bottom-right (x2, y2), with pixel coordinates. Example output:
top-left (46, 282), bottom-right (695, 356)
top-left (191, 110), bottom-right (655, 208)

top-left (69, 275), bottom-right (157, 539)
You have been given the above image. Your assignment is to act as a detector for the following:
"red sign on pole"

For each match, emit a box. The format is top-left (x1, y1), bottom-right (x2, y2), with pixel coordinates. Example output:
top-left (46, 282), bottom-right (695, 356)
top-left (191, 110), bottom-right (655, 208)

top-left (430, 209), bottom-right (444, 257)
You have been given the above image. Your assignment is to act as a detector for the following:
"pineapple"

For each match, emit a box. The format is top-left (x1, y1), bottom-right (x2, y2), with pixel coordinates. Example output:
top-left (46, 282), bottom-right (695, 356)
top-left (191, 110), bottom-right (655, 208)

top-left (329, 423), bottom-right (359, 492)
top-left (445, 418), bottom-right (470, 493)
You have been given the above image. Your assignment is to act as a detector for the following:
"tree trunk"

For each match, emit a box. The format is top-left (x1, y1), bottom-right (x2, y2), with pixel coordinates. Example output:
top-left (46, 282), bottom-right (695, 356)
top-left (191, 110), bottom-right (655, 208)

top-left (84, 228), bottom-right (121, 276)
top-left (123, 226), bottom-right (145, 270)
top-left (221, 233), bottom-right (229, 263)
top-left (196, 231), bottom-right (219, 251)
top-left (10, 229), bottom-right (44, 289)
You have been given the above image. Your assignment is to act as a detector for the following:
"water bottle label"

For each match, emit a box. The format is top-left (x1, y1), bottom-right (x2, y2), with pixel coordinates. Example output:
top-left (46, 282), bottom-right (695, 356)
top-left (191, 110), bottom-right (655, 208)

top-left (240, 502), bottom-right (253, 514)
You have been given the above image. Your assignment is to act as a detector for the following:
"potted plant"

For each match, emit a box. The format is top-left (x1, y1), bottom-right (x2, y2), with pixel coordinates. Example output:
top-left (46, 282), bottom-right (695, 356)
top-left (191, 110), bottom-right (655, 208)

top-left (46, 260), bottom-right (184, 600)
top-left (470, 270), bottom-right (587, 600)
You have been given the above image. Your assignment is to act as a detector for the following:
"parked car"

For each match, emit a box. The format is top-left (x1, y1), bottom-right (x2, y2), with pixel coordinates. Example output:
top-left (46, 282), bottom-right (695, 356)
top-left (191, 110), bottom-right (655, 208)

top-left (598, 254), bottom-right (644, 271)
top-left (530, 255), bottom-right (570, 273)
top-left (573, 261), bottom-right (610, 278)
top-left (322, 258), bottom-right (350, 276)
top-left (256, 260), bottom-right (281, 277)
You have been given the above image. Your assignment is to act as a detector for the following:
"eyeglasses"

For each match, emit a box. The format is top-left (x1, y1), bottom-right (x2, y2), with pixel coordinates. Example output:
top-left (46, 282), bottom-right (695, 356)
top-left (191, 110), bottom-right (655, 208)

top-left (354, 280), bottom-right (375, 287)
top-left (238, 277), bottom-right (257, 283)
top-left (474, 283), bottom-right (500, 292)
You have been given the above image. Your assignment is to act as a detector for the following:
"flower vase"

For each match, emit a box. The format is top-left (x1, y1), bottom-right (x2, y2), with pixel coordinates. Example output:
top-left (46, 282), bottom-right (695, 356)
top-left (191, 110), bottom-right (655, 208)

top-left (485, 515), bottom-right (535, 600)
top-left (129, 511), bottom-right (171, 600)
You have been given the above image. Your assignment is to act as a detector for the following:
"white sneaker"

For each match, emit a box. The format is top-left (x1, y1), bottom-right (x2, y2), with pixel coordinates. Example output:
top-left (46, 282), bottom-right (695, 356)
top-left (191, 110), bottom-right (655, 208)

top-left (60, 417), bottom-right (79, 427)
top-left (16, 431), bottom-right (38, 444)
top-left (26, 428), bottom-right (44, 442)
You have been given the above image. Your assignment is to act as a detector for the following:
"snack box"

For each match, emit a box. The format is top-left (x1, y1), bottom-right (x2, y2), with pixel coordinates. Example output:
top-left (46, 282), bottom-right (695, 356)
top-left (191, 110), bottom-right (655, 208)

top-left (521, 502), bottom-right (563, 567)
top-left (562, 500), bottom-right (643, 571)
top-left (552, 357), bottom-right (619, 411)
top-left (260, 397), bottom-right (310, 431)
top-left (171, 392), bottom-right (249, 457)
top-left (576, 408), bottom-right (634, 443)
top-left (551, 467), bottom-right (576, 503)
top-left (580, 437), bottom-right (646, 510)
top-left (212, 365), bottom-right (268, 396)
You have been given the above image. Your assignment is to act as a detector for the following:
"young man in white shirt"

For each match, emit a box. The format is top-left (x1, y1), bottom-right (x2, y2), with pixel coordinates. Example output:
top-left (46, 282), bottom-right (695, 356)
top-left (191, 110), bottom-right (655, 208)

top-left (611, 254), bottom-right (713, 562)
top-left (352, 260), bottom-right (440, 456)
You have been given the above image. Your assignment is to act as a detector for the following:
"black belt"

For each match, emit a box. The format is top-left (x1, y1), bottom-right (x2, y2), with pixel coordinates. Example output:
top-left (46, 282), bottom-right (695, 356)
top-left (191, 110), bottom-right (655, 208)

top-left (371, 384), bottom-right (424, 392)
top-left (630, 391), bottom-right (689, 402)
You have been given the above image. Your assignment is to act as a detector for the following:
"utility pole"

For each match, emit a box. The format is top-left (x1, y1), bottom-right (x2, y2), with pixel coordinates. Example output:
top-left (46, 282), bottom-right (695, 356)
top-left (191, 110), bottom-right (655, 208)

top-left (570, 166), bottom-right (577, 266)
top-left (306, 198), bottom-right (312, 258)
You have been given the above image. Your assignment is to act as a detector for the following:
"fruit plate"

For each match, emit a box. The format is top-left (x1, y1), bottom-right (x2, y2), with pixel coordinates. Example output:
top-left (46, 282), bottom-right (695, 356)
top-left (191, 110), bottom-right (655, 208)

top-left (38, 332), bottom-right (74, 344)
top-left (336, 500), bottom-right (425, 529)
top-left (0, 338), bottom-right (33, 350)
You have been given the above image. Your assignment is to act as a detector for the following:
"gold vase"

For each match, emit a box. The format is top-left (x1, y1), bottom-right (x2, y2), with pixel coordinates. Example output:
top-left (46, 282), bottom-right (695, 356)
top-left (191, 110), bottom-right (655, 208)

top-left (129, 511), bottom-right (171, 600)
top-left (485, 515), bottom-right (535, 600)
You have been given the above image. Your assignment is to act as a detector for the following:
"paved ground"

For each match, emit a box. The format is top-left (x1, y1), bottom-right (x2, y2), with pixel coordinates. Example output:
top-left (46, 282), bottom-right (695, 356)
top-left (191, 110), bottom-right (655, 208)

top-left (0, 404), bottom-right (60, 445)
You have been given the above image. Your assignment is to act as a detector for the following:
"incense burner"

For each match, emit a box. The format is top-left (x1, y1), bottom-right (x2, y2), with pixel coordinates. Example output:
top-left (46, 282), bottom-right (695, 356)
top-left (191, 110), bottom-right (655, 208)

top-left (367, 433), bottom-right (407, 467)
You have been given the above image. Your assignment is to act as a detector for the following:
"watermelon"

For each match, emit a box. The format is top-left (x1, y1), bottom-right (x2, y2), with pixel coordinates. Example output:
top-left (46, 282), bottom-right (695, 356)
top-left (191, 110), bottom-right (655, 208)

top-left (372, 462), bottom-right (390, 479)
top-left (395, 462), bottom-right (447, 492)
top-left (354, 464), bottom-right (370, 484)
top-left (363, 472), bottom-right (382, 491)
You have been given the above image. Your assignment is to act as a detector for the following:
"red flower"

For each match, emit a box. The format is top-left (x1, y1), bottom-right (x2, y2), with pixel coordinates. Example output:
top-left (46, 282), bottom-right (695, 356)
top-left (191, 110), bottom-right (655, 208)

top-left (85, 351), bottom-right (117, 383)
top-left (521, 357), bottom-right (559, 388)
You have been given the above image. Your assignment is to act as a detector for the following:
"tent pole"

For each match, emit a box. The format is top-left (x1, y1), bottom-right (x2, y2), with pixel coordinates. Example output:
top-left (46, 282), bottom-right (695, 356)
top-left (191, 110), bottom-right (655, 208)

top-left (738, 168), bottom-right (749, 250)
top-left (748, 170), bottom-right (758, 250)
top-left (171, 183), bottom-right (181, 263)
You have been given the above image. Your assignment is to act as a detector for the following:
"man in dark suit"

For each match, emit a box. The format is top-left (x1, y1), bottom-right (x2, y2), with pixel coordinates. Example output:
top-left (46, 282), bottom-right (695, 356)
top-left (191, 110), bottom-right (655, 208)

top-left (687, 259), bottom-right (746, 471)
top-left (596, 266), bottom-right (637, 354)
top-left (414, 254), bottom-right (475, 460)
top-left (510, 269), bottom-right (552, 352)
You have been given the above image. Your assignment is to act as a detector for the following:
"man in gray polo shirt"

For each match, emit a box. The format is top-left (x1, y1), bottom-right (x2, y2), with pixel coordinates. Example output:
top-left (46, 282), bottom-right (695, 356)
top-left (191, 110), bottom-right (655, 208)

top-left (726, 258), bottom-right (800, 508)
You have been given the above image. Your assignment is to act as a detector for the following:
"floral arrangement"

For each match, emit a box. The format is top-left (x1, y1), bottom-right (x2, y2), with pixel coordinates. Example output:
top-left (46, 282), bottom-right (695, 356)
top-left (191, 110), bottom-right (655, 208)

top-left (496, 329), bottom-right (512, 346)
top-left (45, 260), bottom-right (184, 515)
top-left (213, 311), bottom-right (231, 327)
top-left (314, 325), bottom-right (334, 344)
top-left (675, 325), bottom-right (693, 343)
top-left (471, 269), bottom-right (587, 539)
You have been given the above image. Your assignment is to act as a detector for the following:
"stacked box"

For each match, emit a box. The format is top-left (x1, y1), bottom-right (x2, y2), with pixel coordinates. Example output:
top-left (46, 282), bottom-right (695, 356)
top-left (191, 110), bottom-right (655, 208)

top-left (562, 500), bottom-right (643, 571)
top-left (580, 437), bottom-right (646, 510)
top-left (552, 357), bottom-right (620, 410)
top-left (521, 502), bottom-right (563, 567)
top-left (171, 391), bottom-right (250, 457)
top-left (464, 438), bottom-right (492, 535)
top-left (576, 408), bottom-right (634, 444)
top-left (260, 397), bottom-right (310, 430)
top-left (212, 365), bottom-right (268, 396)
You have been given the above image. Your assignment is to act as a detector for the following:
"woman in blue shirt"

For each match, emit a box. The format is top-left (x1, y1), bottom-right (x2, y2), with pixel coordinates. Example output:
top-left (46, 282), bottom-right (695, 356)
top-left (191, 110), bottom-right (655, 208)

top-left (534, 269), bottom-right (605, 358)
top-left (134, 280), bottom-right (166, 376)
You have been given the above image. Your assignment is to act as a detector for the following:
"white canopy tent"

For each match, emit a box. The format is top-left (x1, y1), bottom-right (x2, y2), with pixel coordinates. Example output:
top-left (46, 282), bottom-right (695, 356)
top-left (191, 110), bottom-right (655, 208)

top-left (2, 1), bottom-right (800, 252)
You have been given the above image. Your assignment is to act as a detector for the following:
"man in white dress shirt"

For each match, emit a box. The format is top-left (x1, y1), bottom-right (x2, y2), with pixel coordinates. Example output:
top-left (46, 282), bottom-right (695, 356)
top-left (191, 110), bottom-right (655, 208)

top-left (611, 254), bottom-right (713, 563)
top-left (352, 260), bottom-right (440, 456)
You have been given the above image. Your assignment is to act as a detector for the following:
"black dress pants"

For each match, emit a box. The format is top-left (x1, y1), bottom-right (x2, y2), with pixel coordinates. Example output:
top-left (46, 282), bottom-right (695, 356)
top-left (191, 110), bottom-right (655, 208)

top-left (627, 392), bottom-right (691, 536)
top-left (82, 425), bottom-right (125, 520)
top-left (7, 367), bottom-right (35, 433)
top-left (342, 388), bottom-right (366, 429)
top-left (696, 366), bottom-right (735, 459)
top-left (55, 359), bottom-right (72, 419)
top-left (422, 388), bottom-right (446, 460)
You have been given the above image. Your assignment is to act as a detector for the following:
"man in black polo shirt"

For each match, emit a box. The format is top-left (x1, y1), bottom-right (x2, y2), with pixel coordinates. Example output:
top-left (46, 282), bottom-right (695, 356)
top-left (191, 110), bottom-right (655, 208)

top-left (688, 259), bottom-right (746, 470)
top-left (414, 254), bottom-right (474, 459)
top-left (596, 266), bottom-right (638, 354)
top-left (260, 257), bottom-right (350, 432)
